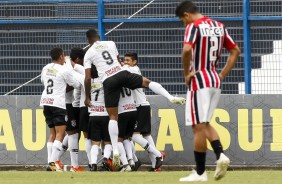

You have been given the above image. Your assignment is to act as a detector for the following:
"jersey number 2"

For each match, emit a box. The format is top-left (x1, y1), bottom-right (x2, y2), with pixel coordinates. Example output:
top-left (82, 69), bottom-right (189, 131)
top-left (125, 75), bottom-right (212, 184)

top-left (47, 79), bottom-right (54, 94)
top-left (210, 37), bottom-right (219, 62)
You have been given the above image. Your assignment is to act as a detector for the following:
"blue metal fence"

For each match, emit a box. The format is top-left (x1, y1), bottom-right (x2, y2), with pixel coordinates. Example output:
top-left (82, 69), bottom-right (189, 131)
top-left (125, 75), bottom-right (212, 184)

top-left (0, 0), bottom-right (282, 95)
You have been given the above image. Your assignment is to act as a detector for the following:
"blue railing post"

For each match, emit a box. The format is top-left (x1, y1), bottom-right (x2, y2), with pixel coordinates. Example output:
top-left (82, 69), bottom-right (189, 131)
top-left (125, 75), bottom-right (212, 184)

top-left (243, 0), bottom-right (251, 94)
top-left (98, 0), bottom-right (105, 40)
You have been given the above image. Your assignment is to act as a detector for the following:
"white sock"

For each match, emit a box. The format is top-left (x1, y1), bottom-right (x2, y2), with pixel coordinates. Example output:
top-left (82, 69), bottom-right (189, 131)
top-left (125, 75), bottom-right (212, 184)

top-left (69, 133), bottom-right (79, 168)
top-left (118, 142), bottom-right (128, 166)
top-left (90, 145), bottom-right (99, 164)
top-left (85, 138), bottom-right (92, 164)
top-left (50, 140), bottom-right (62, 163)
top-left (123, 139), bottom-right (133, 160)
top-left (108, 120), bottom-right (119, 151)
top-left (104, 144), bottom-right (113, 159)
top-left (148, 82), bottom-right (173, 101)
top-left (132, 134), bottom-right (161, 157)
top-left (58, 135), bottom-right (68, 160)
top-left (144, 135), bottom-right (157, 168)
top-left (130, 140), bottom-right (138, 162)
top-left (47, 142), bottom-right (53, 163)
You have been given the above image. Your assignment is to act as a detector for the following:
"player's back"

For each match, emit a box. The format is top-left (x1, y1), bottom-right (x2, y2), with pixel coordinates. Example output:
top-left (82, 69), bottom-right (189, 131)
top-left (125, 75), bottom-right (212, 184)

top-left (118, 87), bottom-right (136, 114)
top-left (40, 63), bottom-right (70, 109)
top-left (123, 65), bottom-right (149, 107)
top-left (84, 41), bottom-right (121, 82)
top-left (89, 78), bottom-right (108, 116)
top-left (185, 17), bottom-right (236, 91)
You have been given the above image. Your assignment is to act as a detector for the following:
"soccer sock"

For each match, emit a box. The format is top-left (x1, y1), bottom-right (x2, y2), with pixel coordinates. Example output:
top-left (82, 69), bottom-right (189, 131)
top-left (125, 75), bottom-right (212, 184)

top-left (194, 151), bottom-right (206, 175)
top-left (148, 82), bottom-right (174, 101)
top-left (90, 145), bottom-right (99, 164)
top-left (50, 140), bottom-right (62, 163)
top-left (108, 120), bottom-right (119, 151)
top-left (47, 142), bottom-right (53, 163)
top-left (117, 142), bottom-right (128, 166)
top-left (132, 134), bottom-right (161, 157)
top-left (210, 140), bottom-right (223, 160)
top-left (85, 138), bottom-right (92, 164)
top-left (144, 135), bottom-right (157, 168)
top-left (123, 139), bottom-right (133, 161)
top-left (103, 144), bottom-right (113, 159)
top-left (69, 133), bottom-right (79, 168)
top-left (130, 140), bottom-right (139, 162)
top-left (58, 135), bottom-right (68, 160)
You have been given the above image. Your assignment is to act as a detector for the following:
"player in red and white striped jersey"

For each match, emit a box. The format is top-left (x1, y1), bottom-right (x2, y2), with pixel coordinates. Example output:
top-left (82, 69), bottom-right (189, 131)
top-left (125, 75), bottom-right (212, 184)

top-left (176, 1), bottom-right (240, 182)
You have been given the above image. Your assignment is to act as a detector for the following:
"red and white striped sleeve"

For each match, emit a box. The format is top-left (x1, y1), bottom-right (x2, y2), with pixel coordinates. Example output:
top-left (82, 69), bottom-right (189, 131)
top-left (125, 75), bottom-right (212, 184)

top-left (223, 28), bottom-right (237, 50)
top-left (184, 23), bottom-right (198, 47)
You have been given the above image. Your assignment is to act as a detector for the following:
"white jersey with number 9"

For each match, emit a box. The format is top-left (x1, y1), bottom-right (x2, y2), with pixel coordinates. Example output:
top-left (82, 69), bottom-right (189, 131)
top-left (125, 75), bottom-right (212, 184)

top-left (84, 41), bottom-right (122, 82)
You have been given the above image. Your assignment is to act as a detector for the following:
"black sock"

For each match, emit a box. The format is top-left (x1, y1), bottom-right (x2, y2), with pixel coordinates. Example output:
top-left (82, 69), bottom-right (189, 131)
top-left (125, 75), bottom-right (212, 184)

top-left (194, 151), bottom-right (206, 175)
top-left (211, 140), bottom-right (223, 160)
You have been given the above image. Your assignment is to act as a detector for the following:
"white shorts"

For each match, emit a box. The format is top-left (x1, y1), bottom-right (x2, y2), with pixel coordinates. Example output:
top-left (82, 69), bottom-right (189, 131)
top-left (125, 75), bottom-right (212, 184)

top-left (185, 88), bottom-right (221, 126)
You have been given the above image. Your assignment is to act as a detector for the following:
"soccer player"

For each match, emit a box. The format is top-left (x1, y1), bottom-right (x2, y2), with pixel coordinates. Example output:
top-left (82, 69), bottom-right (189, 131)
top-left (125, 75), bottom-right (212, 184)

top-left (88, 70), bottom-right (113, 172)
top-left (40, 48), bottom-right (80, 172)
top-left (123, 52), bottom-right (165, 171)
top-left (175, 1), bottom-right (240, 182)
top-left (84, 30), bottom-right (185, 168)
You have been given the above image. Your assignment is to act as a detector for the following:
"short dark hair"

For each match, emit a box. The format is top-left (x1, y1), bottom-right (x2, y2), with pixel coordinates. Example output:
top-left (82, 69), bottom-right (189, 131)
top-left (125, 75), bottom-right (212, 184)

top-left (50, 48), bottom-right (63, 61)
top-left (124, 52), bottom-right (138, 61)
top-left (86, 29), bottom-right (98, 38)
top-left (70, 48), bottom-right (85, 61)
top-left (175, 1), bottom-right (199, 17)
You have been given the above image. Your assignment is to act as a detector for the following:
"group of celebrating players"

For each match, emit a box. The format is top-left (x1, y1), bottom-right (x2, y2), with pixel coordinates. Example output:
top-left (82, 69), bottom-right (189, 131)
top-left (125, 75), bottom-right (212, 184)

top-left (40, 29), bottom-right (185, 172)
top-left (40, 1), bottom-right (240, 182)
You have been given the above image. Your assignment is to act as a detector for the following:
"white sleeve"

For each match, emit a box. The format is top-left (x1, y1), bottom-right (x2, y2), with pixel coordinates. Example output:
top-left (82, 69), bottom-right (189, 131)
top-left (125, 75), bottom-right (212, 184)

top-left (64, 70), bottom-right (81, 89)
top-left (84, 51), bottom-right (92, 69)
top-left (40, 67), bottom-right (45, 84)
top-left (112, 41), bottom-right (119, 56)
top-left (74, 64), bottom-right (85, 75)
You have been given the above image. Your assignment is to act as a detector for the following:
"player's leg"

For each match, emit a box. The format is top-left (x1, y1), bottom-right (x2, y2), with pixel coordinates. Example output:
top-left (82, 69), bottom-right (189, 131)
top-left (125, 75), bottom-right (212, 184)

top-left (123, 138), bottom-right (135, 169)
top-left (205, 88), bottom-right (229, 180)
top-left (90, 141), bottom-right (100, 172)
top-left (141, 77), bottom-right (185, 105)
top-left (47, 127), bottom-right (55, 164)
top-left (79, 106), bottom-right (91, 168)
top-left (100, 116), bottom-right (113, 171)
top-left (180, 90), bottom-right (208, 182)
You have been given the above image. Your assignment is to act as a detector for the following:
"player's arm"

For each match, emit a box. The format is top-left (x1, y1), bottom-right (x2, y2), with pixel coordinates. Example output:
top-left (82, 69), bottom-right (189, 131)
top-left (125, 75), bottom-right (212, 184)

top-left (219, 46), bottom-right (240, 80)
top-left (84, 68), bottom-right (91, 107)
top-left (219, 28), bottom-right (241, 80)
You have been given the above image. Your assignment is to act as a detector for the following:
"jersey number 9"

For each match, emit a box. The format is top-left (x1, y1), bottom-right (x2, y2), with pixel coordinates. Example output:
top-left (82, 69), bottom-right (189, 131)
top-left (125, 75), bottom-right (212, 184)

top-left (102, 51), bottom-right (114, 65)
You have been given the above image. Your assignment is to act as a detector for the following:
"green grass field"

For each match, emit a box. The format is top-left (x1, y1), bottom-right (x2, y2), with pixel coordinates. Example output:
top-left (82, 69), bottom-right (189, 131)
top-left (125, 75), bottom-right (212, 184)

top-left (1, 171), bottom-right (282, 184)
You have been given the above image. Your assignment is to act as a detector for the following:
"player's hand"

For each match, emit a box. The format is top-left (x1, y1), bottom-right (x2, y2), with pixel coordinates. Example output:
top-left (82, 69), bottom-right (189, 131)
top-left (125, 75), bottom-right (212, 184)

top-left (185, 71), bottom-right (197, 87)
top-left (219, 73), bottom-right (224, 81)
top-left (84, 97), bottom-right (91, 107)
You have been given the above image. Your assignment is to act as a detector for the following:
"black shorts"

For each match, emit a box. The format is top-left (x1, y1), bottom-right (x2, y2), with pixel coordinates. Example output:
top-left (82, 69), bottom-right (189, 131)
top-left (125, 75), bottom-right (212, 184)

top-left (134, 105), bottom-right (151, 134)
top-left (103, 70), bottom-right (143, 108)
top-left (66, 104), bottom-right (80, 132)
top-left (79, 106), bottom-right (89, 133)
top-left (88, 116), bottom-right (111, 142)
top-left (118, 111), bottom-right (137, 138)
top-left (43, 106), bottom-right (67, 128)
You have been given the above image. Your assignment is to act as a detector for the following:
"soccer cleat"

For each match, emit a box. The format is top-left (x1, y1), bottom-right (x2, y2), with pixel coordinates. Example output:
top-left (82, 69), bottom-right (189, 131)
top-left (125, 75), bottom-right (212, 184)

top-left (128, 159), bottom-right (135, 170)
top-left (179, 169), bottom-right (208, 182)
top-left (133, 160), bottom-right (142, 171)
top-left (148, 167), bottom-right (161, 172)
top-left (112, 149), bottom-right (120, 171)
top-left (48, 162), bottom-right (63, 172)
top-left (170, 96), bottom-right (186, 105)
top-left (55, 160), bottom-right (64, 170)
top-left (102, 158), bottom-right (113, 171)
top-left (70, 166), bottom-right (84, 172)
top-left (120, 164), bottom-right (132, 172)
top-left (155, 151), bottom-right (165, 169)
top-left (89, 164), bottom-right (97, 172)
top-left (214, 153), bottom-right (230, 180)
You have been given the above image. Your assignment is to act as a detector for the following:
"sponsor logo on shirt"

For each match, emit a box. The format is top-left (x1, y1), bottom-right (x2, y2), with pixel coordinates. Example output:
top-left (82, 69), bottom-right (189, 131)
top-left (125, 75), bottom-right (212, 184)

top-left (46, 68), bottom-right (58, 77)
top-left (105, 66), bottom-right (121, 76)
top-left (41, 98), bottom-right (54, 105)
top-left (90, 105), bottom-right (105, 112)
top-left (199, 24), bottom-right (224, 37)
top-left (122, 103), bottom-right (136, 111)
